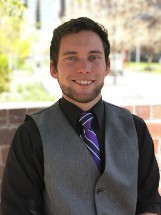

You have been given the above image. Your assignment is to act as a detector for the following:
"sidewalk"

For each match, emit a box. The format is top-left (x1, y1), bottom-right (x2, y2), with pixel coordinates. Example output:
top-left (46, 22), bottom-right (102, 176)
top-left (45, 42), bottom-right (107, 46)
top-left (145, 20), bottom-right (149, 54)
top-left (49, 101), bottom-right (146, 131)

top-left (102, 70), bottom-right (161, 106)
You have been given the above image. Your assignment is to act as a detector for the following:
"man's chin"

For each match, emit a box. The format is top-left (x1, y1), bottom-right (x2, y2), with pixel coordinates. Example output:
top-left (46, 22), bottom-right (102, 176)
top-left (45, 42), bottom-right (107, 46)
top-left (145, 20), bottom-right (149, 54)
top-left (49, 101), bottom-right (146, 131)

top-left (68, 94), bottom-right (100, 104)
top-left (61, 86), bottom-right (102, 104)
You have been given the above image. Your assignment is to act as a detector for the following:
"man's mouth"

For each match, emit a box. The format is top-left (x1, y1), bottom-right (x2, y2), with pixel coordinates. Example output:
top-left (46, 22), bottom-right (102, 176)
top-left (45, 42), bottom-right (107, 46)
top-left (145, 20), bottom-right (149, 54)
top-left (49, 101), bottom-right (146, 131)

top-left (74, 80), bottom-right (93, 85)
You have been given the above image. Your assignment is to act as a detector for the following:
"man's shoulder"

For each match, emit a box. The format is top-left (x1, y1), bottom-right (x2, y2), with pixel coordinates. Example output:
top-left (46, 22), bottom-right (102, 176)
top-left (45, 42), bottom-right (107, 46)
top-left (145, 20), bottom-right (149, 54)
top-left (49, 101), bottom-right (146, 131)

top-left (103, 101), bottom-right (131, 113)
top-left (28, 101), bottom-right (60, 118)
top-left (103, 101), bottom-right (145, 125)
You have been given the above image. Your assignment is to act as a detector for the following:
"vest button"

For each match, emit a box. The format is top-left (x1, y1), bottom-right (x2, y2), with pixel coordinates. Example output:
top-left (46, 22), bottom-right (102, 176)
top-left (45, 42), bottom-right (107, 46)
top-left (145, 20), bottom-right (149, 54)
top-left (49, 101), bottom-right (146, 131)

top-left (97, 188), bottom-right (105, 194)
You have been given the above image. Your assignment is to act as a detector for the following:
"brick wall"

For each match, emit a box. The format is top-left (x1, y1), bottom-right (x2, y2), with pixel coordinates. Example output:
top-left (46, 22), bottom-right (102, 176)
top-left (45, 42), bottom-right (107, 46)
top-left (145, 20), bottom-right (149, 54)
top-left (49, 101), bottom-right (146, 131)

top-left (0, 104), bottom-right (161, 193)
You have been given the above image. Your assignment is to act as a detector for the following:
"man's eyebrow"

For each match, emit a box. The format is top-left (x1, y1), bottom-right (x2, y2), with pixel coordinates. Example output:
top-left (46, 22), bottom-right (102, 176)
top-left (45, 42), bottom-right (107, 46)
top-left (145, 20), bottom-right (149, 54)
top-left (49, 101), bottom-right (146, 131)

top-left (89, 50), bottom-right (103, 54)
top-left (62, 50), bottom-right (103, 55)
top-left (62, 51), bottom-right (77, 56)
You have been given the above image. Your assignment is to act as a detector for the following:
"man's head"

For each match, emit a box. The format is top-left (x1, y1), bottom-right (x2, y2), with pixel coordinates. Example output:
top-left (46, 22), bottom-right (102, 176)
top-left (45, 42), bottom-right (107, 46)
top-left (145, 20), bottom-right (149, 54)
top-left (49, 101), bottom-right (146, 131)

top-left (50, 17), bottom-right (111, 110)
top-left (50, 17), bottom-right (110, 71)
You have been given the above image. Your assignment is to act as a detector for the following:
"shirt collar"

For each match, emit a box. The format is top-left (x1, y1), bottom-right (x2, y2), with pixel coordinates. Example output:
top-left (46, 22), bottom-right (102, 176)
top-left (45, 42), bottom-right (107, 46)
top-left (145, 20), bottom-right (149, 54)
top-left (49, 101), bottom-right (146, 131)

top-left (92, 98), bottom-right (104, 129)
top-left (59, 97), bottom-right (104, 129)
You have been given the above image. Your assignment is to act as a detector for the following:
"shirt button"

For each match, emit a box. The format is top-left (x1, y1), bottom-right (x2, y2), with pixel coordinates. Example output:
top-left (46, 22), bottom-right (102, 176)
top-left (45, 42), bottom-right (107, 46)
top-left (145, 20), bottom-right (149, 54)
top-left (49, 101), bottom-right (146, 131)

top-left (97, 188), bottom-right (105, 194)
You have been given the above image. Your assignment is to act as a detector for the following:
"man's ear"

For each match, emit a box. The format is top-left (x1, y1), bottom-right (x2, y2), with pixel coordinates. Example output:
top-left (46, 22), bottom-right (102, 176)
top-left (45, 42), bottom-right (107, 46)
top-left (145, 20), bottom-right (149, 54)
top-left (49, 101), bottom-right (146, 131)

top-left (50, 60), bottom-right (58, 79)
top-left (105, 58), bottom-right (110, 76)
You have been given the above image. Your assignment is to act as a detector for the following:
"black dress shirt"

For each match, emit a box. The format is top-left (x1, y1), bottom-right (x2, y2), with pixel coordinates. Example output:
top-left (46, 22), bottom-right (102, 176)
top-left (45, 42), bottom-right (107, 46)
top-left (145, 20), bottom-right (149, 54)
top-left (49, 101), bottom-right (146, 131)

top-left (1, 98), bottom-right (161, 215)
top-left (60, 97), bottom-right (105, 173)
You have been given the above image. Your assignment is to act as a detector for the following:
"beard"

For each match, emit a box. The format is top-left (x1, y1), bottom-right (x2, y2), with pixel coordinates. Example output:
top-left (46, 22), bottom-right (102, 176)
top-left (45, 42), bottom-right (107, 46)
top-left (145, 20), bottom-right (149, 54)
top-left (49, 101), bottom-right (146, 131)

top-left (59, 82), bottom-right (104, 103)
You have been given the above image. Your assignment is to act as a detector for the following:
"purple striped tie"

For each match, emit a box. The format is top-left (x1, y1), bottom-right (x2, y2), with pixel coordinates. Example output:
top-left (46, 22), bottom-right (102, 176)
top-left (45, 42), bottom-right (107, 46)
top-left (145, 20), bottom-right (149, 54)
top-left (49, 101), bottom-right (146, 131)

top-left (79, 112), bottom-right (101, 171)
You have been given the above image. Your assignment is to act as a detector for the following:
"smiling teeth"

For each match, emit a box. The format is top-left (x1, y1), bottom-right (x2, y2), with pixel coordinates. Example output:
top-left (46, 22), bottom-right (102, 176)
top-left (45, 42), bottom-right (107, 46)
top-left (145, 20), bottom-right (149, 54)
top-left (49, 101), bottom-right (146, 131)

top-left (75, 80), bottom-right (92, 85)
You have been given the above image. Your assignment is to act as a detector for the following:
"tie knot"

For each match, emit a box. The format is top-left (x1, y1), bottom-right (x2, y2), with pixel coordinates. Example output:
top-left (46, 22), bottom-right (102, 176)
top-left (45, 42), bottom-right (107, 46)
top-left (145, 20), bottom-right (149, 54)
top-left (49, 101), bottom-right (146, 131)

top-left (79, 112), bottom-right (93, 129)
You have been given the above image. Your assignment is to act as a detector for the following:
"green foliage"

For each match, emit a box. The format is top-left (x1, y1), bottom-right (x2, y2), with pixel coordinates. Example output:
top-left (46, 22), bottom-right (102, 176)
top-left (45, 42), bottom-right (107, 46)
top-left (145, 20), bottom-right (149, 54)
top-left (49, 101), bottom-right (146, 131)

top-left (126, 62), bottom-right (161, 73)
top-left (0, 82), bottom-right (56, 102)
top-left (0, 0), bottom-right (25, 18)
top-left (0, 0), bottom-right (34, 93)
top-left (16, 82), bottom-right (55, 102)
top-left (0, 55), bottom-right (10, 92)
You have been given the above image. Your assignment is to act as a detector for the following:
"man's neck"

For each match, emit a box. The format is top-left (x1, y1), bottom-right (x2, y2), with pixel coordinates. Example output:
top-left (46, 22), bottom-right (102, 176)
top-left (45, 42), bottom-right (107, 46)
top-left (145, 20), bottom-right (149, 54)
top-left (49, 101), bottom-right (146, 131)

top-left (62, 94), bottom-right (102, 111)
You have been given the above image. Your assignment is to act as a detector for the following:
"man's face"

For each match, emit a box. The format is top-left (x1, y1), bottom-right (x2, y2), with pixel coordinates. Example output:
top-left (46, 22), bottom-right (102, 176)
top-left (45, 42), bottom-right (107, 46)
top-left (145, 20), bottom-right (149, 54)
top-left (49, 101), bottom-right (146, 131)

top-left (51, 30), bottom-right (110, 105)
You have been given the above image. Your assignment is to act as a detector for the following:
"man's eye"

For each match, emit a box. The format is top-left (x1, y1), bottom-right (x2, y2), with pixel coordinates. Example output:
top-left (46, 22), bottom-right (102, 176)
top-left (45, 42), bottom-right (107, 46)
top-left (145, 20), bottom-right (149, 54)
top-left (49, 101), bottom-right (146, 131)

top-left (66, 56), bottom-right (77, 61)
top-left (89, 55), bottom-right (100, 61)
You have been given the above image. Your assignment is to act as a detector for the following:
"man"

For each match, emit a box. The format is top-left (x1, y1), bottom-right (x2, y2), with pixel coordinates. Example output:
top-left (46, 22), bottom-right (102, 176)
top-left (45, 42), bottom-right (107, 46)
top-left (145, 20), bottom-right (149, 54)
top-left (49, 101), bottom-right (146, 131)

top-left (1, 17), bottom-right (161, 215)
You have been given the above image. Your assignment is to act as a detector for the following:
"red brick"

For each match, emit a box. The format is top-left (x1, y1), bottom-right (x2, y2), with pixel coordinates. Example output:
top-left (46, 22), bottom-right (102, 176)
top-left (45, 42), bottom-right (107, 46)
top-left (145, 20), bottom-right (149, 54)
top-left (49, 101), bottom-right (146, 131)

top-left (9, 108), bottom-right (26, 124)
top-left (0, 109), bottom-right (7, 117)
top-left (151, 105), bottom-right (161, 120)
top-left (0, 127), bottom-right (17, 145)
top-left (1, 146), bottom-right (10, 164)
top-left (153, 139), bottom-right (159, 154)
top-left (147, 123), bottom-right (161, 138)
top-left (0, 109), bottom-right (8, 125)
top-left (135, 105), bottom-right (150, 120)
top-left (123, 105), bottom-right (134, 114)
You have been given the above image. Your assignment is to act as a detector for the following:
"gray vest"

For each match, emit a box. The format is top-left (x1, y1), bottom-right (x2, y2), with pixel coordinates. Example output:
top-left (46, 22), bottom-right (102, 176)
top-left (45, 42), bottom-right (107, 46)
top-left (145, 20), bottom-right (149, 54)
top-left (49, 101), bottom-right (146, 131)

top-left (30, 101), bottom-right (138, 215)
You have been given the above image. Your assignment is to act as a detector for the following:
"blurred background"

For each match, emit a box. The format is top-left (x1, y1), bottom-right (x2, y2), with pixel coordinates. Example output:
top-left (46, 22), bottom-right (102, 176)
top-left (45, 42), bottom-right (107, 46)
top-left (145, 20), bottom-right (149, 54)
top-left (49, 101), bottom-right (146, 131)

top-left (0, 0), bottom-right (161, 106)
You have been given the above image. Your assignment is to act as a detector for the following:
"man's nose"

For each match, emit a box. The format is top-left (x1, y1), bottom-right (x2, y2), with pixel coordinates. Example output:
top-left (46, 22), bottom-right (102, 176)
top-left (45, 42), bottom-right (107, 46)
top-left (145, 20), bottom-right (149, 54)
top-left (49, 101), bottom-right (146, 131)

top-left (77, 59), bottom-right (91, 74)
